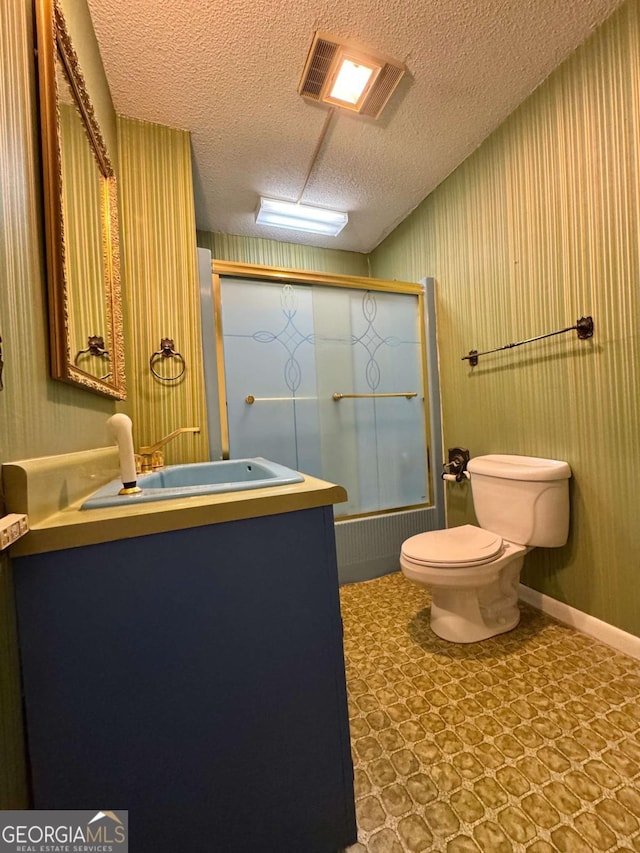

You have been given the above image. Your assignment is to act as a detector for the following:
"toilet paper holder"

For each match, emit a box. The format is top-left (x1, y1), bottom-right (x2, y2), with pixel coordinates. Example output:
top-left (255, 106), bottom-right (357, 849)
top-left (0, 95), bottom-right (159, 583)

top-left (442, 447), bottom-right (470, 482)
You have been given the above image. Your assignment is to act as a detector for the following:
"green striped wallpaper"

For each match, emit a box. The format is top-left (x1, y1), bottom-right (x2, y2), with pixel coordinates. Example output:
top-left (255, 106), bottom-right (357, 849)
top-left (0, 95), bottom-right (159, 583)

top-left (60, 101), bottom-right (108, 374)
top-left (197, 230), bottom-right (369, 277)
top-left (371, 0), bottom-right (640, 635)
top-left (0, 0), bottom-right (114, 467)
top-left (118, 117), bottom-right (209, 464)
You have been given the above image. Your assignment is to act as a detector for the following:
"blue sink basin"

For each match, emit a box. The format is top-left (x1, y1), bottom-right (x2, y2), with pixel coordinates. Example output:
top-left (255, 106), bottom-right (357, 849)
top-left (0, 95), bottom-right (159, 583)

top-left (81, 458), bottom-right (304, 509)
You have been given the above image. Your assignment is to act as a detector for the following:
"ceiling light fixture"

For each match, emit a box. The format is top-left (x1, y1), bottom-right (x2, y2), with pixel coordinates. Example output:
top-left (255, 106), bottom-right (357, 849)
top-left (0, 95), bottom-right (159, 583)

top-left (327, 56), bottom-right (380, 109)
top-left (299, 32), bottom-right (406, 119)
top-left (256, 197), bottom-right (348, 237)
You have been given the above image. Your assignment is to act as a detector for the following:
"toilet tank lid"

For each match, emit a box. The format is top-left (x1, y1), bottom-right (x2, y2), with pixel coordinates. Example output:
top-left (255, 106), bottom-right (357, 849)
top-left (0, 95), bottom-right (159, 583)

top-left (467, 454), bottom-right (571, 481)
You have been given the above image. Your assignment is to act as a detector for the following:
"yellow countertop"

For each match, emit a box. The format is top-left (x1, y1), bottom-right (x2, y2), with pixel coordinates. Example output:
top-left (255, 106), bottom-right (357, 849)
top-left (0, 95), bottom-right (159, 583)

top-left (3, 448), bottom-right (347, 557)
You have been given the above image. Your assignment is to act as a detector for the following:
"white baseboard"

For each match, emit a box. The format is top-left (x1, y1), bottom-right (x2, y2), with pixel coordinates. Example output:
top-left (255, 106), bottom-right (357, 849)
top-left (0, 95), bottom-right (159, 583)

top-left (519, 584), bottom-right (640, 661)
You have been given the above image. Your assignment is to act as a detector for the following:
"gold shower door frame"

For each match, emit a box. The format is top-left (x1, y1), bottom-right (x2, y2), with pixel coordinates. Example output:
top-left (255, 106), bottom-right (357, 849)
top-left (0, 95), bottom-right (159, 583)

top-left (211, 259), bottom-right (434, 518)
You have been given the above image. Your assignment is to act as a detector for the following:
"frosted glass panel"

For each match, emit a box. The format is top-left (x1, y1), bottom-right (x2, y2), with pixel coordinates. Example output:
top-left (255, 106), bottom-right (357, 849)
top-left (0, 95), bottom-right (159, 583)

top-left (313, 288), bottom-right (427, 514)
top-left (220, 277), bottom-right (428, 516)
top-left (221, 279), bottom-right (321, 472)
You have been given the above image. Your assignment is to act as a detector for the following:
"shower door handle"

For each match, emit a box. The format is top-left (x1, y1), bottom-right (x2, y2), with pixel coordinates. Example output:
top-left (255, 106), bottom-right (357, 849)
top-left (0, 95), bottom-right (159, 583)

top-left (332, 392), bottom-right (417, 401)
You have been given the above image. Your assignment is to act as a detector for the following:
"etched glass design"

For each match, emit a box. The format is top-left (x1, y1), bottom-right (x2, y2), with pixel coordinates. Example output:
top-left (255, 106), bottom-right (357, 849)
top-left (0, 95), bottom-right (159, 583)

top-left (220, 277), bottom-right (428, 515)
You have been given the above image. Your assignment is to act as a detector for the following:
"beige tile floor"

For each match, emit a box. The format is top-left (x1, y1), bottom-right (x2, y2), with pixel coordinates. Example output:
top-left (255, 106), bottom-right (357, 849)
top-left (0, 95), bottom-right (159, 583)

top-left (340, 572), bottom-right (640, 853)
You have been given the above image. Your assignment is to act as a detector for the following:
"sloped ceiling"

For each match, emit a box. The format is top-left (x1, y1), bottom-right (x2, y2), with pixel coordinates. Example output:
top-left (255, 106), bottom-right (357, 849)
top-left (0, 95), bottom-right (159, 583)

top-left (86, 0), bottom-right (625, 253)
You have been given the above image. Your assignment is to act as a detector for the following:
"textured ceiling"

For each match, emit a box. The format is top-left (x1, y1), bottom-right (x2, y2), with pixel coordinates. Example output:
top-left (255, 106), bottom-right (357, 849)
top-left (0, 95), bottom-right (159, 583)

top-left (86, 0), bottom-right (624, 253)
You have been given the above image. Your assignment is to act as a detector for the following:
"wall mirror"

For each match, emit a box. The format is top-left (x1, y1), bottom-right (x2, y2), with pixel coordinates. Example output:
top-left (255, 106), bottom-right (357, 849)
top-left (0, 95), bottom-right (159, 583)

top-left (35, 0), bottom-right (126, 399)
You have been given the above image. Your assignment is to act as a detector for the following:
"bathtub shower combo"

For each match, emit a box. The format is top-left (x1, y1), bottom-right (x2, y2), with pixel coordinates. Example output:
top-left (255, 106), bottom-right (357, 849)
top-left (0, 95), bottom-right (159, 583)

top-left (198, 256), bottom-right (445, 580)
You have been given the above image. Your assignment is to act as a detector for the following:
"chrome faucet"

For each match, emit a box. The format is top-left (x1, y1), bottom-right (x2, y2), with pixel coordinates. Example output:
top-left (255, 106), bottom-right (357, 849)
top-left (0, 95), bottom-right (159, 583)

top-left (138, 427), bottom-right (200, 473)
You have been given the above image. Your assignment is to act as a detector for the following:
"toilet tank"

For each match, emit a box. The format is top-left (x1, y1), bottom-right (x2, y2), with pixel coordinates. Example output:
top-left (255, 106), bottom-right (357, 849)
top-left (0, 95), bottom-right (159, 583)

top-left (467, 454), bottom-right (571, 547)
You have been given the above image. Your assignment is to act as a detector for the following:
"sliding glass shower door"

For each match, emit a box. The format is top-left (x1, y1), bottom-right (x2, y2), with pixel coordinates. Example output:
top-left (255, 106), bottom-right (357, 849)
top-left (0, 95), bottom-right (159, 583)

top-left (219, 276), bottom-right (430, 518)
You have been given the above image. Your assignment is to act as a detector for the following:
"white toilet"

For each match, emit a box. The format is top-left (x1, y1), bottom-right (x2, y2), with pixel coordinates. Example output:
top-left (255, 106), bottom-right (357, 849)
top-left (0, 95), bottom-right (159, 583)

top-left (400, 454), bottom-right (571, 643)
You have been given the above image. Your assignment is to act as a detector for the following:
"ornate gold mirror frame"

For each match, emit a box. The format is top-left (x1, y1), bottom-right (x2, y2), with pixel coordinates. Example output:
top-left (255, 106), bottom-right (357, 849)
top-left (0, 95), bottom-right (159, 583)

top-left (35, 0), bottom-right (125, 399)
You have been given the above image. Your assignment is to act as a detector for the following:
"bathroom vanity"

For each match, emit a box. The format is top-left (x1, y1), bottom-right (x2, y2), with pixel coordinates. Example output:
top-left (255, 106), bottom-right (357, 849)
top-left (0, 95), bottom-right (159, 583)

top-left (5, 451), bottom-right (356, 853)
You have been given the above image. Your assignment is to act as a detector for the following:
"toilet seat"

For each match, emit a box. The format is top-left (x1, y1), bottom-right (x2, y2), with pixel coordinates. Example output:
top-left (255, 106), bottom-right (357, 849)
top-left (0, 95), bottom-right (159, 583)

top-left (401, 524), bottom-right (504, 568)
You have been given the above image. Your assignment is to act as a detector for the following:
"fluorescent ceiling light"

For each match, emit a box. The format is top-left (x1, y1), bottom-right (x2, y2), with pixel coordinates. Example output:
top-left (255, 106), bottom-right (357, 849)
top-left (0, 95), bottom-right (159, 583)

top-left (256, 198), bottom-right (348, 237)
top-left (329, 57), bottom-right (377, 106)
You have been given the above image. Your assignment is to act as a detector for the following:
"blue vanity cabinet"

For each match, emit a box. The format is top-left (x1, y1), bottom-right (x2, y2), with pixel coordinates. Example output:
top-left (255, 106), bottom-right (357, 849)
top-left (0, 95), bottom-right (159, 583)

top-left (14, 505), bottom-right (357, 853)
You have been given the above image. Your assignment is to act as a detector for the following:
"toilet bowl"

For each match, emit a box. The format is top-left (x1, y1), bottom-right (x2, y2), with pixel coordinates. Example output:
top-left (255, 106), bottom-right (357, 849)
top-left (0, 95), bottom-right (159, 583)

top-left (401, 525), bottom-right (529, 643)
top-left (400, 454), bottom-right (571, 644)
